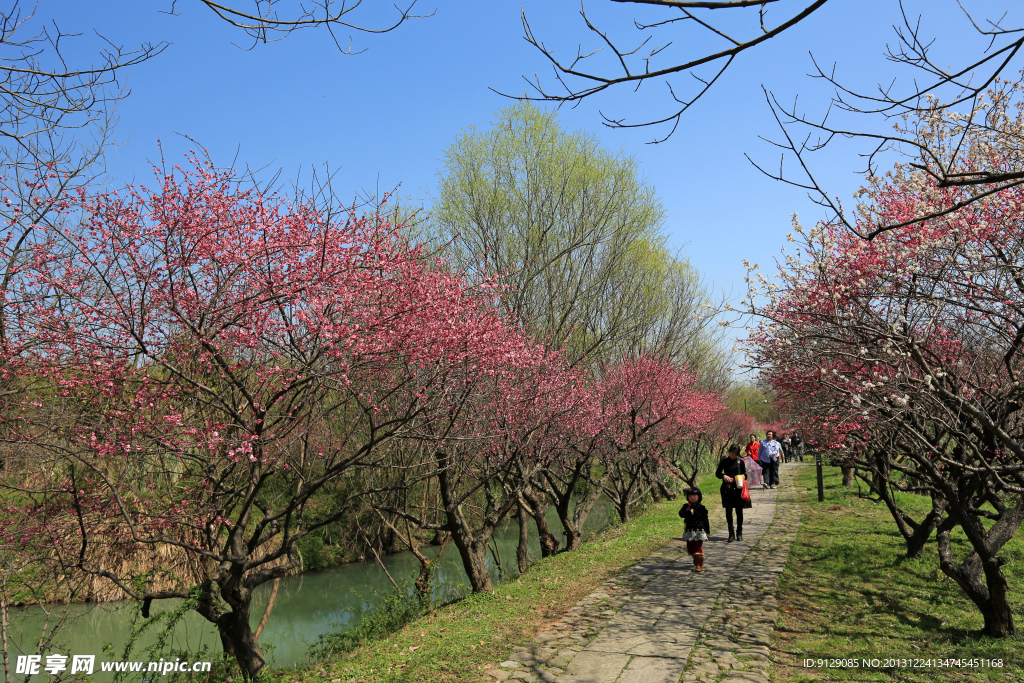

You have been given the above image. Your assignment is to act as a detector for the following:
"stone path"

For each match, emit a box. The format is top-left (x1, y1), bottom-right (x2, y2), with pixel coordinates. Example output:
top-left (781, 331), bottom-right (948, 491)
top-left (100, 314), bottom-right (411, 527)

top-left (483, 466), bottom-right (804, 683)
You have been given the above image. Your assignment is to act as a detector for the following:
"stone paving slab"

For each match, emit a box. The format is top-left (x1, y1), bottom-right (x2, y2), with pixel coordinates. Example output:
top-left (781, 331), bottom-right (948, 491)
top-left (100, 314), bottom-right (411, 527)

top-left (480, 465), bottom-right (806, 683)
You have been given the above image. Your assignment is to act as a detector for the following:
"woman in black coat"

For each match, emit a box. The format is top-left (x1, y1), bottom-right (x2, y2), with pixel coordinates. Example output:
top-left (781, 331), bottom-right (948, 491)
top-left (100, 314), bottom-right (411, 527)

top-left (715, 444), bottom-right (752, 541)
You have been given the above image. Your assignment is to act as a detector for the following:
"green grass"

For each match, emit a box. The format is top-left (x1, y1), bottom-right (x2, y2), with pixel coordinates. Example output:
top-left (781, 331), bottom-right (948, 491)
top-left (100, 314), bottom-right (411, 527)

top-left (772, 464), bottom-right (1024, 682)
top-left (267, 472), bottom-right (721, 683)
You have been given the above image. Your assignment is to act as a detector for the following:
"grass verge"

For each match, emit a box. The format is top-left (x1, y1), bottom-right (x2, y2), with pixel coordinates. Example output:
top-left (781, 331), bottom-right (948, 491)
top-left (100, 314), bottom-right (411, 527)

top-left (772, 463), bottom-right (1024, 682)
top-left (273, 473), bottom-right (721, 683)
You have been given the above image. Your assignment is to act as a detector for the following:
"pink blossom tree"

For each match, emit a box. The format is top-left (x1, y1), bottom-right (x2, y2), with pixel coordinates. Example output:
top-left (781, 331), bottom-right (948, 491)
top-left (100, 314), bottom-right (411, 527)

top-left (747, 168), bottom-right (1024, 636)
top-left (593, 357), bottom-right (722, 524)
top-left (366, 346), bottom-right (589, 592)
top-left (0, 154), bottom-right (562, 676)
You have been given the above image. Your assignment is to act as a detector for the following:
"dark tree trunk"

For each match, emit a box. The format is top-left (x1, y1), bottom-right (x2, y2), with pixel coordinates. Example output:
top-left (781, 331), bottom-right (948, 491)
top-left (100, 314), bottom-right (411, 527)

top-left (414, 560), bottom-right (432, 601)
top-left (561, 472), bottom-right (609, 552)
top-left (648, 474), bottom-right (663, 503)
top-left (435, 450), bottom-right (504, 593)
top-left (564, 519), bottom-right (584, 552)
top-left (523, 489), bottom-right (560, 557)
top-left (905, 516), bottom-right (940, 559)
top-left (841, 465), bottom-right (855, 486)
top-left (603, 460), bottom-right (642, 524)
top-left (642, 459), bottom-right (674, 501)
top-left (194, 582), bottom-right (268, 681)
top-left (938, 526), bottom-right (1015, 636)
top-left (656, 478), bottom-right (677, 501)
top-left (217, 608), bottom-right (266, 680)
top-left (867, 470), bottom-right (943, 559)
top-left (616, 498), bottom-right (630, 524)
top-left (450, 529), bottom-right (492, 593)
top-left (516, 501), bottom-right (530, 574)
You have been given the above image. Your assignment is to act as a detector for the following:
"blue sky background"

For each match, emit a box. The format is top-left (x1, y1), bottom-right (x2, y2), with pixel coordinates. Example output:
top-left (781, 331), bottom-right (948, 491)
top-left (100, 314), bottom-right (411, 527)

top-left (37, 1), bottom-right (1021, 328)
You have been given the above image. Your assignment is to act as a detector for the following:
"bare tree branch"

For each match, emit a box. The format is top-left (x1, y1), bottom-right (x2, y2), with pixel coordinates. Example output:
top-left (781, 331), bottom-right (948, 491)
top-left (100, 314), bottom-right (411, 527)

top-left (512, 0), bottom-right (830, 142)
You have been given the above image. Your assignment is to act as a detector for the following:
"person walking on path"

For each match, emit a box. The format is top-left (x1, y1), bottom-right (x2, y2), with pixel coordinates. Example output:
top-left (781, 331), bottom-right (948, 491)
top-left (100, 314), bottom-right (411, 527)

top-left (760, 430), bottom-right (782, 489)
top-left (716, 444), bottom-right (751, 542)
top-left (792, 431), bottom-right (804, 462)
top-left (744, 433), bottom-right (760, 461)
top-left (678, 487), bottom-right (711, 572)
top-left (744, 433), bottom-right (764, 487)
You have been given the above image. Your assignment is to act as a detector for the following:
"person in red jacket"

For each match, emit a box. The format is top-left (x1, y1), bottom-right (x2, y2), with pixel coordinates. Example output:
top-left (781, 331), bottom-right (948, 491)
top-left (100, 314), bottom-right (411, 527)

top-left (745, 433), bottom-right (760, 460)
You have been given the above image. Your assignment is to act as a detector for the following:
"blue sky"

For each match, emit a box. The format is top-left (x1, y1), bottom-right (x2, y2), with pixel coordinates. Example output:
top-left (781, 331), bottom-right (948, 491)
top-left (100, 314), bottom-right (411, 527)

top-left (38, 1), bottom-right (1020, 319)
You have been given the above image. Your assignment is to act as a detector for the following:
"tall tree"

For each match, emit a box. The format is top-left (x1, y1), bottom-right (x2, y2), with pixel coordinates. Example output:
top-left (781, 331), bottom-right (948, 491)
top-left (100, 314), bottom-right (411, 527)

top-left (747, 156), bottom-right (1024, 636)
top-left (435, 101), bottom-right (718, 368)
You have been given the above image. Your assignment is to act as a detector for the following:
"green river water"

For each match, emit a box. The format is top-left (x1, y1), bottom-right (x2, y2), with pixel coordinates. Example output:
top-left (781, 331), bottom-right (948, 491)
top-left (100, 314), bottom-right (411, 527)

top-left (8, 499), bottom-right (616, 679)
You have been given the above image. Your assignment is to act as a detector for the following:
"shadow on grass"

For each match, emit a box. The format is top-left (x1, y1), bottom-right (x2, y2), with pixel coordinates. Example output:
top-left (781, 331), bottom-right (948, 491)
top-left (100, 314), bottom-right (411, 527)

top-left (775, 465), bottom-right (1024, 681)
top-left (858, 588), bottom-right (985, 643)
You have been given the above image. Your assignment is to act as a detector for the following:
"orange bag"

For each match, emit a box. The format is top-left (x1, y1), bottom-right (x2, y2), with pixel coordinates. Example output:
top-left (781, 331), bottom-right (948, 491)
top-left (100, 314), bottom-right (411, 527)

top-left (739, 479), bottom-right (751, 503)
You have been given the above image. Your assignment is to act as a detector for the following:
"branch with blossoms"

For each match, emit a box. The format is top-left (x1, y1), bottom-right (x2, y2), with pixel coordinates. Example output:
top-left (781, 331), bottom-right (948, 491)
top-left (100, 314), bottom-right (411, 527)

top-left (745, 166), bottom-right (1024, 635)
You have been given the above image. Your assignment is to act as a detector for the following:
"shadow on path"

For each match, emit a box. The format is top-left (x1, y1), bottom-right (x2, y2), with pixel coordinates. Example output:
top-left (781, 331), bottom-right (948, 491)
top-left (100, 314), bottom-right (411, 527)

top-left (483, 466), bottom-right (805, 683)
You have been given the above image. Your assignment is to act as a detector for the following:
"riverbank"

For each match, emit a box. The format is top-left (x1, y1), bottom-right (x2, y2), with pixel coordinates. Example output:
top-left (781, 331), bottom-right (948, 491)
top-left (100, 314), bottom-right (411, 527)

top-left (280, 473), bottom-right (724, 683)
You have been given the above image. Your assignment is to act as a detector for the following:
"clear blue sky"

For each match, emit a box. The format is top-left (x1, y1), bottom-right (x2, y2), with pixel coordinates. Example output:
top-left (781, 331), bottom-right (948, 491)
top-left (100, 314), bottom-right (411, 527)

top-left (39, 1), bottom-right (1019, 316)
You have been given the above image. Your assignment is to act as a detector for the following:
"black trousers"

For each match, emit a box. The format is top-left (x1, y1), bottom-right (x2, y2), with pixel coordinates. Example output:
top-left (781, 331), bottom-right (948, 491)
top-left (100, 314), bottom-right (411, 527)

top-left (725, 507), bottom-right (744, 534)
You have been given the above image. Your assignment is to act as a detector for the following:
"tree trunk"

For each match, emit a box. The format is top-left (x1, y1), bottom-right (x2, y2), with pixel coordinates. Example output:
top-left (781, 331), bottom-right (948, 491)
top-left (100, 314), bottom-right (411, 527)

top-left (217, 609), bottom-right (266, 680)
top-left (414, 560), bottom-right (432, 601)
top-left (937, 526), bottom-right (1015, 637)
top-left (617, 498), bottom-right (630, 524)
top-left (435, 450), bottom-right (497, 593)
top-left (841, 465), bottom-right (855, 486)
top-left (642, 459), bottom-right (675, 501)
top-left (411, 533), bottom-right (449, 604)
top-left (564, 519), bottom-right (584, 552)
top-left (656, 478), bottom-right (676, 501)
top-left (904, 515), bottom-right (939, 559)
top-left (870, 472), bottom-right (943, 559)
top-left (450, 529), bottom-right (492, 593)
top-left (562, 472), bottom-right (609, 552)
top-left (523, 489), bottom-right (560, 557)
top-left (516, 501), bottom-right (530, 575)
top-left (978, 554), bottom-right (1016, 637)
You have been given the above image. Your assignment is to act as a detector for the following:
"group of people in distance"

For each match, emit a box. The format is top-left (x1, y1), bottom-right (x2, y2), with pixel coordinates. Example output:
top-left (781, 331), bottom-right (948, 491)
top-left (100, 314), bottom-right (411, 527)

top-left (677, 430), bottom-right (803, 573)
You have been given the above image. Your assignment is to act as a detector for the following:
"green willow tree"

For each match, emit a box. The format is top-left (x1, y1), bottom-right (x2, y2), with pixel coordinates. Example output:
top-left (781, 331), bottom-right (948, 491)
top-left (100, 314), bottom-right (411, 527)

top-left (431, 103), bottom-right (728, 553)
top-left (435, 102), bottom-right (670, 365)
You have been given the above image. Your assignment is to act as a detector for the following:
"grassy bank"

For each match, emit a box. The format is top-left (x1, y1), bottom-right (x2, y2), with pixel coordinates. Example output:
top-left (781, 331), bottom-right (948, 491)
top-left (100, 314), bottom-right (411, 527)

top-left (772, 464), bottom-right (1024, 682)
top-left (273, 473), bottom-right (721, 683)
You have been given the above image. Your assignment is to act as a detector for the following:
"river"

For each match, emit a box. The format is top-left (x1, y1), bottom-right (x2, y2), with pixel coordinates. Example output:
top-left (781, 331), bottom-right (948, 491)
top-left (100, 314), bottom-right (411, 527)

top-left (8, 498), bottom-right (615, 677)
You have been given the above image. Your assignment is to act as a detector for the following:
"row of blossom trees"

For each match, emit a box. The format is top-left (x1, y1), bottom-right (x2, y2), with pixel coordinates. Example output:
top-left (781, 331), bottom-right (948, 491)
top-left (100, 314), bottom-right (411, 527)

top-left (747, 85), bottom-right (1024, 637)
top-left (0, 155), bottom-right (736, 677)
